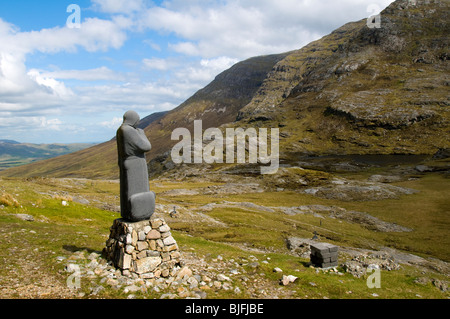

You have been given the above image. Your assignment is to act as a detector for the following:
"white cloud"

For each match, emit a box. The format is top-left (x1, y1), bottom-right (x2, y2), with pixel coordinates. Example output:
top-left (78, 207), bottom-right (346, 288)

top-left (32, 66), bottom-right (125, 82)
top-left (142, 58), bottom-right (178, 71)
top-left (0, 116), bottom-right (63, 131)
top-left (143, 39), bottom-right (162, 51)
top-left (0, 15), bottom-right (130, 126)
top-left (100, 116), bottom-right (123, 128)
top-left (174, 56), bottom-right (239, 84)
top-left (27, 70), bottom-right (74, 98)
top-left (40, 118), bottom-right (63, 131)
top-left (4, 18), bottom-right (128, 55)
top-left (92, 0), bottom-right (145, 14)
top-left (139, 0), bottom-right (394, 59)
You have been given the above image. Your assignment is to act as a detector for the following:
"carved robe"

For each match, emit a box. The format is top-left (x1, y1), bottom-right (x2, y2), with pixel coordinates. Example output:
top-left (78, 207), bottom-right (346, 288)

top-left (116, 110), bottom-right (155, 221)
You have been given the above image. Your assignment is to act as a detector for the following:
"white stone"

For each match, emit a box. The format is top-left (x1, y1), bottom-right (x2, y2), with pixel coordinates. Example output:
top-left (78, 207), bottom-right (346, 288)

top-left (120, 253), bottom-right (132, 270)
top-left (126, 234), bottom-right (132, 245)
top-left (159, 224), bottom-right (170, 233)
top-left (217, 274), bottom-right (231, 281)
top-left (273, 267), bottom-right (283, 273)
top-left (125, 245), bottom-right (134, 254)
top-left (281, 275), bottom-right (298, 286)
top-left (187, 276), bottom-right (199, 288)
top-left (134, 257), bottom-right (162, 274)
top-left (163, 236), bottom-right (176, 246)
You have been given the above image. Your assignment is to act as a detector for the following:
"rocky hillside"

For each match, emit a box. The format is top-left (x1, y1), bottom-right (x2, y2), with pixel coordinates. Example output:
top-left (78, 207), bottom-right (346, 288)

top-left (1, 0), bottom-right (448, 179)
top-left (237, 0), bottom-right (449, 159)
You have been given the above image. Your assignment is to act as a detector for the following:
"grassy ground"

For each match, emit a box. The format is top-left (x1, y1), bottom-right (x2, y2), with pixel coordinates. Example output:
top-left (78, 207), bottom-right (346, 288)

top-left (0, 171), bottom-right (448, 299)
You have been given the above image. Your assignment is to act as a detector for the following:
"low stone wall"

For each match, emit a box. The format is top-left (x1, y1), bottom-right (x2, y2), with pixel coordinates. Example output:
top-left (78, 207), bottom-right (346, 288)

top-left (103, 217), bottom-right (181, 278)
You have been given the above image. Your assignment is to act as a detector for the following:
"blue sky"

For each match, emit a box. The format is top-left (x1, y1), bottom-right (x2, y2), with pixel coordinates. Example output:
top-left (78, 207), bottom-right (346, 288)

top-left (0, 0), bottom-right (393, 144)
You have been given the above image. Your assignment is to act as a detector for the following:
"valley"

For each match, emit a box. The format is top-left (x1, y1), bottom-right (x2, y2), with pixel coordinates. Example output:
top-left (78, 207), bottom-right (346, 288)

top-left (0, 0), bottom-right (448, 301)
top-left (0, 141), bottom-right (96, 171)
top-left (0, 154), bottom-right (448, 299)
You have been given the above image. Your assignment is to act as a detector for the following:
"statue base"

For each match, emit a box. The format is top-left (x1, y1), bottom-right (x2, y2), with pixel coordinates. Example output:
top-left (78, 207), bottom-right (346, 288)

top-left (103, 217), bottom-right (182, 278)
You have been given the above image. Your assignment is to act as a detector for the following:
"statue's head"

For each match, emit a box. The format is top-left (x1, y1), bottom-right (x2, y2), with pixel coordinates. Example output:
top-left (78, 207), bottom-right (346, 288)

top-left (123, 110), bottom-right (140, 128)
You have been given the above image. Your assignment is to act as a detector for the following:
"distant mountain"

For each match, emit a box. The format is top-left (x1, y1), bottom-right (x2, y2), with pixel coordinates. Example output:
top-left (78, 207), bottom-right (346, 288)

top-left (136, 111), bottom-right (169, 130)
top-left (0, 53), bottom-right (286, 178)
top-left (0, 139), bottom-right (20, 144)
top-left (0, 141), bottom-right (96, 171)
top-left (1, 0), bottom-right (449, 179)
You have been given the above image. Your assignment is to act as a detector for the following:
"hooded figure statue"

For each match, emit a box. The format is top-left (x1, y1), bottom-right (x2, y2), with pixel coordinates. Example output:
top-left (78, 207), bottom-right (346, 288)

top-left (116, 110), bottom-right (155, 221)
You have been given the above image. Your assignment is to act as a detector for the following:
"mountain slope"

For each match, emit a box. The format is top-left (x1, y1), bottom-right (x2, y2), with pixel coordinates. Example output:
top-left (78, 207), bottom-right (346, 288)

top-left (0, 54), bottom-right (286, 178)
top-left (235, 0), bottom-right (449, 159)
top-left (1, 0), bottom-right (448, 179)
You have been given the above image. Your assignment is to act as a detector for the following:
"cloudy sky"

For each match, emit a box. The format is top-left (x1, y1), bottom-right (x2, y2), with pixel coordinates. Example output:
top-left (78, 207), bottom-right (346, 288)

top-left (0, 0), bottom-right (394, 144)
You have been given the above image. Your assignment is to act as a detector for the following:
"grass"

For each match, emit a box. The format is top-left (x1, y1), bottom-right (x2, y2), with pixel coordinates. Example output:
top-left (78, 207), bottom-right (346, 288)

top-left (0, 171), bottom-right (448, 299)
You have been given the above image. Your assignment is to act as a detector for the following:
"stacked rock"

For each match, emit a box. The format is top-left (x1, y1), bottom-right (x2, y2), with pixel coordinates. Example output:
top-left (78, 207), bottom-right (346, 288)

top-left (310, 243), bottom-right (338, 268)
top-left (103, 217), bottom-right (181, 278)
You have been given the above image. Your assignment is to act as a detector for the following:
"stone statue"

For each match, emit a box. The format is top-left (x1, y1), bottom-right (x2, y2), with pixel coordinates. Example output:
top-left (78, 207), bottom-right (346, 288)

top-left (116, 110), bottom-right (155, 222)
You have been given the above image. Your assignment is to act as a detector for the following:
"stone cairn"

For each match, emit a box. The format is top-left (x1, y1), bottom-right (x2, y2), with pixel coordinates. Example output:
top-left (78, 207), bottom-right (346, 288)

top-left (310, 242), bottom-right (339, 268)
top-left (103, 217), bottom-right (181, 278)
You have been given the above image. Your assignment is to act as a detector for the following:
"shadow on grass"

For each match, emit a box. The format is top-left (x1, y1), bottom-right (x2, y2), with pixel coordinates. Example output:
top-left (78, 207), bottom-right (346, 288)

top-left (63, 244), bottom-right (102, 255)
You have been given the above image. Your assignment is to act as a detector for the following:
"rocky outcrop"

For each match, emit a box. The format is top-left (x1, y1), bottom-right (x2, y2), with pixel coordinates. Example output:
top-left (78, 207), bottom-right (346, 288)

top-left (303, 183), bottom-right (418, 201)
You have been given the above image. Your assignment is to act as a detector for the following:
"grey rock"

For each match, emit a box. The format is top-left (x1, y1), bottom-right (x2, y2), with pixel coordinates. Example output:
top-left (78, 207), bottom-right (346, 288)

top-left (14, 214), bottom-right (34, 221)
top-left (88, 252), bottom-right (100, 260)
top-left (415, 165), bottom-right (432, 172)
top-left (124, 285), bottom-right (141, 293)
top-left (73, 196), bottom-right (90, 205)
top-left (217, 274), bottom-right (231, 281)
top-left (249, 262), bottom-right (260, 268)
top-left (432, 279), bottom-right (448, 292)
top-left (187, 276), bottom-right (199, 289)
top-left (90, 285), bottom-right (104, 295)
